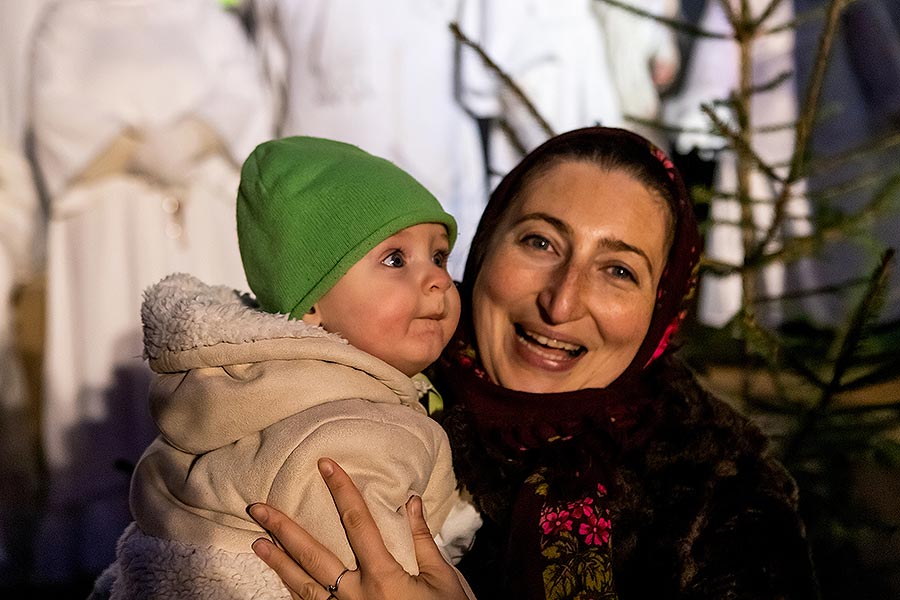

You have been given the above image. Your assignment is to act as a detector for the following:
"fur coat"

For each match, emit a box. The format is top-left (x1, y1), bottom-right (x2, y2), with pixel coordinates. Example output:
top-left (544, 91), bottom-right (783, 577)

top-left (439, 354), bottom-right (820, 599)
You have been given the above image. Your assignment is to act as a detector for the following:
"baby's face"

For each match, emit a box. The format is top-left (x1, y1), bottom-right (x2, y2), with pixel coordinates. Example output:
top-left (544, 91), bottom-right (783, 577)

top-left (310, 223), bottom-right (461, 376)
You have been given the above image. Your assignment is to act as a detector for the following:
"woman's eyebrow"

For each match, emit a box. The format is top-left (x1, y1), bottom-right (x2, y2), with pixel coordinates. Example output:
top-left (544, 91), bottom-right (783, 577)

top-left (597, 237), bottom-right (654, 276)
top-left (513, 212), bottom-right (571, 235)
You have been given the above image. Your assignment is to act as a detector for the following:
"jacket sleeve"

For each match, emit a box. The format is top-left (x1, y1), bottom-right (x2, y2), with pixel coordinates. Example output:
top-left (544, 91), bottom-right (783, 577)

top-left (265, 398), bottom-right (459, 576)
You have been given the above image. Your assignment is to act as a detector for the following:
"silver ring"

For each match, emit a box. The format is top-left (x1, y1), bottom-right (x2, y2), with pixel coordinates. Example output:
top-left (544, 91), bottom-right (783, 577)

top-left (326, 567), bottom-right (350, 595)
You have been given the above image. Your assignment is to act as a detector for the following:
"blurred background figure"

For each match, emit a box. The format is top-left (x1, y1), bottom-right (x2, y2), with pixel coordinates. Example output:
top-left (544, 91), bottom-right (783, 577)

top-left (663, 0), bottom-right (822, 328)
top-left (0, 0), bottom-right (52, 587)
top-left (457, 0), bottom-right (679, 185)
top-left (28, 0), bottom-right (273, 584)
top-left (792, 0), bottom-right (900, 322)
top-left (596, 0), bottom-right (681, 148)
top-left (458, 0), bottom-right (623, 184)
top-left (250, 0), bottom-right (487, 278)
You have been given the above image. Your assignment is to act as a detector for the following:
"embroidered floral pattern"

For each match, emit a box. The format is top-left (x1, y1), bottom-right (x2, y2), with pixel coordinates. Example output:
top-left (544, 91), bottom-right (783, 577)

top-left (453, 337), bottom-right (488, 380)
top-left (579, 514), bottom-right (611, 546)
top-left (541, 509), bottom-right (574, 535)
top-left (527, 470), bottom-right (619, 600)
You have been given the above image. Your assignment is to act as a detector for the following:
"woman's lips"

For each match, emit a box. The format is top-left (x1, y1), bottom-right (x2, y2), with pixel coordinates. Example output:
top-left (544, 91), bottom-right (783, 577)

top-left (513, 324), bottom-right (586, 370)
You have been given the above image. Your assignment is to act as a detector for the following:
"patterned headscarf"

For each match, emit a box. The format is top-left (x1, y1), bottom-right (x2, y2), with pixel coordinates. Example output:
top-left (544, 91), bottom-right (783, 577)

top-left (458, 126), bottom-right (701, 383)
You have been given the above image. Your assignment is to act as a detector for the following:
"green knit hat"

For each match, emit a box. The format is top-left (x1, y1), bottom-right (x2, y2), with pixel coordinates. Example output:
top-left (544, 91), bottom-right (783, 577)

top-left (237, 136), bottom-right (457, 319)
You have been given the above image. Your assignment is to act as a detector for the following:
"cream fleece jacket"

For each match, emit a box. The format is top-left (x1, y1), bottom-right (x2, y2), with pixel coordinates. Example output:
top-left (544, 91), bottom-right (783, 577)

top-left (100, 273), bottom-right (479, 599)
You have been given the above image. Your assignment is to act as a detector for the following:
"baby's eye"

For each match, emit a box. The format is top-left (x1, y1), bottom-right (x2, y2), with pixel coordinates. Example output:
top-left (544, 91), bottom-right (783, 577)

top-left (522, 234), bottom-right (552, 251)
top-left (433, 250), bottom-right (449, 269)
top-left (382, 251), bottom-right (406, 268)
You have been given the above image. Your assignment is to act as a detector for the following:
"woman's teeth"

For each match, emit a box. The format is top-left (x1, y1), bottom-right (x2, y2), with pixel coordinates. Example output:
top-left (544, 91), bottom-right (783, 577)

top-left (519, 327), bottom-right (585, 357)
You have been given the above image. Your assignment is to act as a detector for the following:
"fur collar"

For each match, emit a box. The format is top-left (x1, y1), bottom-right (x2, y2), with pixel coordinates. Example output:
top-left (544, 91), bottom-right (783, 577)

top-left (141, 272), bottom-right (345, 362)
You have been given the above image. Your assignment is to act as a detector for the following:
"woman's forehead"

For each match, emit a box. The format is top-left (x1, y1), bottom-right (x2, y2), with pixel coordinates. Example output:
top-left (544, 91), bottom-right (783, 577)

top-left (515, 158), bottom-right (674, 245)
top-left (514, 160), bottom-right (657, 213)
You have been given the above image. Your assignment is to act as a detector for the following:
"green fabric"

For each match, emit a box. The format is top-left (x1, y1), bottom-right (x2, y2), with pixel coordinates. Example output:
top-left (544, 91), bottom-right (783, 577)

top-left (237, 136), bottom-right (457, 319)
top-left (412, 372), bottom-right (444, 415)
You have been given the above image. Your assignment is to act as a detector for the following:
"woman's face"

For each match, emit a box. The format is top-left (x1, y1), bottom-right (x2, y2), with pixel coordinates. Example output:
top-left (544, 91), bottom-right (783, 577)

top-left (472, 160), bottom-right (670, 393)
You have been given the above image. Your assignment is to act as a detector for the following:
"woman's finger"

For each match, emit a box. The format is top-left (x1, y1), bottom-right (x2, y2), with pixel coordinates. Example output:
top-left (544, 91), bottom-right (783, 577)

top-left (250, 537), bottom-right (327, 600)
top-left (317, 457), bottom-right (405, 577)
top-left (405, 496), bottom-right (471, 597)
top-left (405, 495), bottom-right (451, 574)
top-left (248, 502), bottom-right (349, 596)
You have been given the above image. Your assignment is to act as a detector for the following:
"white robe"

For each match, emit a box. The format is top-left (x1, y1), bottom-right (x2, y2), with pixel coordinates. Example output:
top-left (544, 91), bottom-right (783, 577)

top-left (663, 0), bottom-right (818, 327)
top-left (0, 0), bottom-right (45, 358)
top-left (30, 0), bottom-right (274, 581)
top-left (0, 1), bottom-right (51, 580)
top-left (596, 0), bottom-right (681, 147)
top-left (458, 0), bottom-right (625, 185)
top-left (0, 0), bottom-right (57, 149)
top-left (252, 0), bottom-right (487, 279)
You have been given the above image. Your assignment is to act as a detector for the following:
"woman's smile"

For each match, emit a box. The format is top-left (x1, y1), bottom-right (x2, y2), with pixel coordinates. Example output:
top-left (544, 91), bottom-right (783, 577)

top-left (514, 324), bottom-right (586, 365)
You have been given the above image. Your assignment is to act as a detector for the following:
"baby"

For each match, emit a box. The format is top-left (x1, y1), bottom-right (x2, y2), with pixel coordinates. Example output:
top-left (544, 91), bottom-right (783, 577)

top-left (94, 137), bottom-right (480, 599)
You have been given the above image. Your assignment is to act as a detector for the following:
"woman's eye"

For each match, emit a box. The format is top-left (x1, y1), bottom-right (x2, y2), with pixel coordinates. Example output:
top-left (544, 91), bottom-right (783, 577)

top-left (382, 251), bottom-right (405, 268)
top-left (609, 265), bottom-right (636, 282)
top-left (522, 234), bottom-right (552, 251)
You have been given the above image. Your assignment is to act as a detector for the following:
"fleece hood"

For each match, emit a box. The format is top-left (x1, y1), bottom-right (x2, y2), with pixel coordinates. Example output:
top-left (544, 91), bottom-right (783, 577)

top-left (141, 273), bottom-right (421, 454)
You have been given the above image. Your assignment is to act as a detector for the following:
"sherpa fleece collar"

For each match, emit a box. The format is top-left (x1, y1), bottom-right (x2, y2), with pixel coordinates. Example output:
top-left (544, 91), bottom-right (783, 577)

top-left (140, 273), bottom-right (421, 454)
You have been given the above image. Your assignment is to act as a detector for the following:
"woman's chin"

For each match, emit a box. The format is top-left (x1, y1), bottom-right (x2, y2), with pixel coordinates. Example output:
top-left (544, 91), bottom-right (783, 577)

top-left (501, 374), bottom-right (580, 395)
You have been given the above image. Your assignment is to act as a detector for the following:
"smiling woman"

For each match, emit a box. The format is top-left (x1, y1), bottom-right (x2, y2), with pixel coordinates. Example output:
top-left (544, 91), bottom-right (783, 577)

top-left (248, 128), bottom-right (821, 600)
top-left (471, 162), bottom-right (670, 392)
top-left (433, 127), bottom-right (818, 599)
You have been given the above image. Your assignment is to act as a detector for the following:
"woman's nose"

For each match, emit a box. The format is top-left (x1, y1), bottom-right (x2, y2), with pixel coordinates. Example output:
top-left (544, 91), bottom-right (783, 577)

top-left (538, 264), bottom-right (587, 324)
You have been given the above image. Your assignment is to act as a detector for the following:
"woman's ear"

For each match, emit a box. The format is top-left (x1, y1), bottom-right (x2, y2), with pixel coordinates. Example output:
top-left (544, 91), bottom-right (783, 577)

top-left (300, 304), bottom-right (322, 327)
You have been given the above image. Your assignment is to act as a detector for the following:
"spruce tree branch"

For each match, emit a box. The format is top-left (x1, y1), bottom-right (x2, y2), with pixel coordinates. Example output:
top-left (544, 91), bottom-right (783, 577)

top-left (750, 0), bottom-right (846, 261)
top-left (841, 362), bottom-right (900, 392)
top-left (449, 22), bottom-right (555, 138)
top-left (805, 131), bottom-right (900, 178)
top-left (753, 0), bottom-right (785, 30)
top-left (789, 0), bottom-right (846, 179)
top-left (716, 0), bottom-right (739, 27)
top-left (748, 70), bottom-right (794, 96)
top-left (824, 248), bottom-right (894, 401)
top-left (810, 172), bottom-right (887, 207)
top-left (701, 103), bottom-right (788, 186)
top-left (785, 249), bottom-right (896, 459)
top-left (751, 275), bottom-right (870, 304)
top-left (594, 0), bottom-right (731, 39)
top-left (699, 257), bottom-right (743, 277)
top-left (495, 117), bottom-right (528, 159)
top-left (742, 313), bottom-right (828, 392)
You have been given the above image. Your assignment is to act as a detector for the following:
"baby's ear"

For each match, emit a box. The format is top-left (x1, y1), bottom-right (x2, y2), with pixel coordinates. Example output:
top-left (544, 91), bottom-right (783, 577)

top-left (300, 305), bottom-right (322, 327)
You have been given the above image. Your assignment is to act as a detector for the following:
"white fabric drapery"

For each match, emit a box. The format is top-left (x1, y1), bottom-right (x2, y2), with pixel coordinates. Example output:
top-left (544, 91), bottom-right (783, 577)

top-left (30, 0), bottom-right (274, 580)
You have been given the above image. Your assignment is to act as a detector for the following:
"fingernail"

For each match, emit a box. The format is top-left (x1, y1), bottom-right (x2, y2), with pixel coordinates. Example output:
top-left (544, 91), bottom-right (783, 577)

top-left (408, 495), bottom-right (423, 518)
top-left (318, 457), bottom-right (334, 477)
top-left (247, 503), bottom-right (268, 523)
top-left (251, 537), bottom-right (272, 558)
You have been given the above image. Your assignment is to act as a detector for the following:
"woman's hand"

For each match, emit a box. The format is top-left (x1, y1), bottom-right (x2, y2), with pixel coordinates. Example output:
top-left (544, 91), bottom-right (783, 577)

top-left (248, 458), bottom-right (472, 600)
